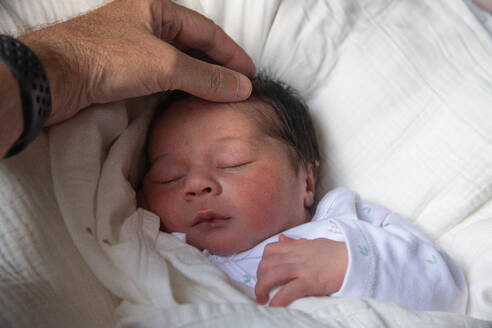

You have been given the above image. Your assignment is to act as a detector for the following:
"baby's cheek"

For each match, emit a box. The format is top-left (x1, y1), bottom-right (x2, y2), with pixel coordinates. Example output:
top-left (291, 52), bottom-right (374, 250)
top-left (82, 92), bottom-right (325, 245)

top-left (145, 189), bottom-right (183, 232)
top-left (233, 174), bottom-right (286, 229)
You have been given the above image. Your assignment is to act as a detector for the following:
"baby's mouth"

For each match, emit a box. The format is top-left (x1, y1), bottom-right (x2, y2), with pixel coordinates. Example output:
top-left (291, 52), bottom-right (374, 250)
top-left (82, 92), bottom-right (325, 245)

top-left (192, 210), bottom-right (230, 227)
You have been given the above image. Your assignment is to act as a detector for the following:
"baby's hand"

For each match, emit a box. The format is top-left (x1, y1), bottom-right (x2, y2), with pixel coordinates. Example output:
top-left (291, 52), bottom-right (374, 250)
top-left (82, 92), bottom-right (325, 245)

top-left (255, 234), bottom-right (348, 307)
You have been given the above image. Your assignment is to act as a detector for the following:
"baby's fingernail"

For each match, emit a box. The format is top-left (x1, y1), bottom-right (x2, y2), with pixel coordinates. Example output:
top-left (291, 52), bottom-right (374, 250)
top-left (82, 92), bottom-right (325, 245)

top-left (236, 73), bottom-right (252, 99)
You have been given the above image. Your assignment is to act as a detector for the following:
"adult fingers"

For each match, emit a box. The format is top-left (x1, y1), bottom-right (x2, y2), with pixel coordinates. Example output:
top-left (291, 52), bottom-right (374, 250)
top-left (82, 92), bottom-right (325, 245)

top-left (172, 50), bottom-right (252, 101)
top-left (160, 1), bottom-right (256, 78)
top-left (268, 279), bottom-right (308, 307)
top-left (101, 34), bottom-right (253, 103)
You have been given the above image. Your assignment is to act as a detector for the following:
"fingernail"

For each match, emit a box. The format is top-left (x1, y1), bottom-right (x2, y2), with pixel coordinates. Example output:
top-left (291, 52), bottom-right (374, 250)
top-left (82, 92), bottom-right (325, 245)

top-left (236, 73), bottom-right (252, 99)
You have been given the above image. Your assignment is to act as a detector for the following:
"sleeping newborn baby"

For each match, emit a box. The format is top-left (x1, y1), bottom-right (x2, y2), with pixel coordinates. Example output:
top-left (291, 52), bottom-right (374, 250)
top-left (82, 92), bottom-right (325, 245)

top-left (140, 75), bottom-right (468, 312)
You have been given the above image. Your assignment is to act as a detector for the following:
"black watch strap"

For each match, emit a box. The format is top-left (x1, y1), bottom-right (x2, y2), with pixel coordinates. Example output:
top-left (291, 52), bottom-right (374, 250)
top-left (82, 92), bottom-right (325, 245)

top-left (0, 35), bottom-right (52, 158)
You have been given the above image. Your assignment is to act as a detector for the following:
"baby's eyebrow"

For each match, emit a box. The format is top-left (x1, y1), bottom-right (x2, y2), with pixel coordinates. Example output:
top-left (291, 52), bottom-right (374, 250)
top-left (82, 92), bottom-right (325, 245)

top-left (213, 136), bottom-right (260, 148)
top-left (214, 136), bottom-right (245, 143)
top-left (150, 153), bottom-right (170, 165)
top-left (149, 136), bottom-right (263, 166)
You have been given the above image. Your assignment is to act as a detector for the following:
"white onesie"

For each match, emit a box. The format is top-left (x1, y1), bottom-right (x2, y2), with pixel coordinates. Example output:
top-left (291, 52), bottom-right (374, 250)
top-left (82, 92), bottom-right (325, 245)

top-left (177, 187), bottom-right (468, 313)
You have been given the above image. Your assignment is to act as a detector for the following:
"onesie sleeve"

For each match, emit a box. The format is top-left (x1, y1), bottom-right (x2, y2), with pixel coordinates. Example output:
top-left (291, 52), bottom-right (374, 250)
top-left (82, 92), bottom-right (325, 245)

top-left (328, 188), bottom-right (468, 313)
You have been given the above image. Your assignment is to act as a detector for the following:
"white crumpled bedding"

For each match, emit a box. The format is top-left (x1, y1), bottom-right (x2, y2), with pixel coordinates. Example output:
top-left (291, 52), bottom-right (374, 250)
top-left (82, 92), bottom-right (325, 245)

top-left (1, 0), bottom-right (492, 327)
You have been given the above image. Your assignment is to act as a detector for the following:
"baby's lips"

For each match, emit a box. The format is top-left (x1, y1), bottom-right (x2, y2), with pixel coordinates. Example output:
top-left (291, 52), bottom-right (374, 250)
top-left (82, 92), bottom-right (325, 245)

top-left (192, 209), bottom-right (229, 226)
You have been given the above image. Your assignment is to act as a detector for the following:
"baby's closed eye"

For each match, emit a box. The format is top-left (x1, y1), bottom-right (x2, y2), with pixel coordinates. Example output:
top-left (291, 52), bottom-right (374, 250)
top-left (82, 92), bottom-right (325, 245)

top-left (149, 165), bottom-right (186, 185)
top-left (217, 160), bottom-right (253, 170)
top-left (158, 175), bottom-right (184, 185)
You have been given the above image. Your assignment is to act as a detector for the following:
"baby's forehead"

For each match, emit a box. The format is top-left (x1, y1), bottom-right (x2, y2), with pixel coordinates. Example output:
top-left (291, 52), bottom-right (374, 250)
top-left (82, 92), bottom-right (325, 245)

top-left (155, 95), bottom-right (276, 131)
top-left (147, 94), bottom-right (302, 171)
top-left (150, 95), bottom-right (276, 142)
top-left (168, 95), bottom-right (270, 113)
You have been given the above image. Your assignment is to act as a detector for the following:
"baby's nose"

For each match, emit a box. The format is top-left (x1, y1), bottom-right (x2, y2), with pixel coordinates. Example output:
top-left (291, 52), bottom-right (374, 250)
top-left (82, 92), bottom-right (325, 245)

top-left (184, 174), bottom-right (221, 200)
top-left (187, 186), bottom-right (212, 197)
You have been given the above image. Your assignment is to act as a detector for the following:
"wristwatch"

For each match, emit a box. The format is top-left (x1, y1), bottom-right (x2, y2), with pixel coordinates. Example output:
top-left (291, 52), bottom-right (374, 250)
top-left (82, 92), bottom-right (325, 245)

top-left (0, 34), bottom-right (51, 158)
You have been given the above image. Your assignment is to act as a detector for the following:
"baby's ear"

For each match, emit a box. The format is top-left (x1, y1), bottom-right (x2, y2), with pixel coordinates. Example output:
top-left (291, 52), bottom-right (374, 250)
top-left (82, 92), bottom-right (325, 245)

top-left (303, 160), bottom-right (319, 208)
top-left (136, 189), bottom-right (149, 209)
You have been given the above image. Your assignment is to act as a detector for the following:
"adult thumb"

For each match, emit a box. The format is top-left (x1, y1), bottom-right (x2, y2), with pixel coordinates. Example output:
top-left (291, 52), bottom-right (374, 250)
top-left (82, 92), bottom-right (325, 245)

top-left (173, 52), bottom-right (253, 102)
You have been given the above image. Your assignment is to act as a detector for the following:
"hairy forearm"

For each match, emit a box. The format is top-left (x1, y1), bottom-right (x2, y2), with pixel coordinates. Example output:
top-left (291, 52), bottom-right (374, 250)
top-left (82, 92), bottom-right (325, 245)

top-left (0, 63), bottom-right (23, 158)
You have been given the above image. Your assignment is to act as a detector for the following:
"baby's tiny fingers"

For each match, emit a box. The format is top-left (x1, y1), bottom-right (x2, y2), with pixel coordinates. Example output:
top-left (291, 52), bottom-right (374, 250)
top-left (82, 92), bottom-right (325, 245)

top-left (268, 279), bottom-right (308, 307)
top-left (262, 241), bottom-right (284, 257)
top-left (278, 234), bottom-right (296, 242)
top-left (255, 263), bottom-right (296, 304)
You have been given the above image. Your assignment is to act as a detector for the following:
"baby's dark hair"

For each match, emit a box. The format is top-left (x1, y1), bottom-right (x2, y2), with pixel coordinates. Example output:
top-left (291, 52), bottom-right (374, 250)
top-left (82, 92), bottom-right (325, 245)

top-left (248, 75), bottom-right (321, 171)
top-left (148, 74), bottom-right (321, 174)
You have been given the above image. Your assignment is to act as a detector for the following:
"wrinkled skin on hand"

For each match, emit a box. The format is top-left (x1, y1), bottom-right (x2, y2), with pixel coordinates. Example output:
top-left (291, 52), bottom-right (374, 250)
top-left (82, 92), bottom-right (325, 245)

top-left (19, 0), bottom-right (256, 125)
top-left (256, 234), bottom-right (348, 307)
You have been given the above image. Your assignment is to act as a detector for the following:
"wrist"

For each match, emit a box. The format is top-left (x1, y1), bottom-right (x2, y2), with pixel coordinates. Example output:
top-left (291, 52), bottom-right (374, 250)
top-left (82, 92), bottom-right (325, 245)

top-left (324, 241), bottom-right (348, 295)
top-left (334, 242), bottom-right (349, 292)
top-left (1, 34), bottom-right (53, 157)
top-left (19, 30), bottom-right (88, 125)
top-left (0, 63), bottom-right (23, 158)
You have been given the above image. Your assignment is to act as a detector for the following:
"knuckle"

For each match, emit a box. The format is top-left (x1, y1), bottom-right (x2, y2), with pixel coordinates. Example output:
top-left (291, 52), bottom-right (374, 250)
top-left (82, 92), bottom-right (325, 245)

top-left (255, 280), bottom-right (266, 293)
top-left (195, 17), bottom-right (219, 51)
top-left (255, 282), bottom-right (269, 299)
top-left (160, 48), bottom-right (180, 90)
top-left (257, 259), bottom-right (269, 273)
top-left (258, 268), bottom-right (282, 289)
top-left (257, 264), bottom-right (274, 283)
top-left (263, 242), bottom-right (279, 255)
top-left (256, 266), bottom-right (267, 280)
top-left (161, 5), bottom-right (182, 40)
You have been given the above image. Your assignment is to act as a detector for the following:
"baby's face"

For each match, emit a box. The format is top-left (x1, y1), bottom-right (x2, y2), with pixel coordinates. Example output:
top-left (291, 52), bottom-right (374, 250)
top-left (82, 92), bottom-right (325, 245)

top-left (142, 97), bottom-right (315, 256)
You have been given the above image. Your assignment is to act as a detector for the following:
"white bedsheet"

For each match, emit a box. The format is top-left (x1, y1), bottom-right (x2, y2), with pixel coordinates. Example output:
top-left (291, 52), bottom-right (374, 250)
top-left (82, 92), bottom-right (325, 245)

top-left (1, 0), bottom-right (492, 327)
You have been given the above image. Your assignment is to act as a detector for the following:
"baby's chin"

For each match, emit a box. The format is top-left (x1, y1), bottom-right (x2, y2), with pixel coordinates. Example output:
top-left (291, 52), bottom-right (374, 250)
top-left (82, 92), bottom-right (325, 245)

top-left (187, 237), bottom-right (253, 257)
top-left (198, 243), bottom-right (248, 257)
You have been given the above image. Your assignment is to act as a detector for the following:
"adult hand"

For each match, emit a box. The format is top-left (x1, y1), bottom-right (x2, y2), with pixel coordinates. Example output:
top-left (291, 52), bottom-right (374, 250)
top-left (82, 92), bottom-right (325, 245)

top-left (255, 234), bottom-right (348, 307)
top-left (19, 0), bottom-right (256, 125)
